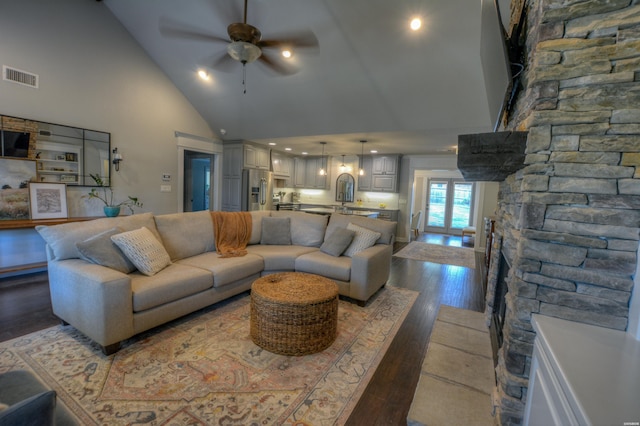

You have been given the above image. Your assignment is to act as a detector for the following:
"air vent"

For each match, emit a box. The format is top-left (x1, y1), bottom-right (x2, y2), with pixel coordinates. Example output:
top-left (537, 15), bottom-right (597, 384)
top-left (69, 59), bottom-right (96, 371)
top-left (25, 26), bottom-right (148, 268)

top-left (3, 66), bottom-right (39, 88)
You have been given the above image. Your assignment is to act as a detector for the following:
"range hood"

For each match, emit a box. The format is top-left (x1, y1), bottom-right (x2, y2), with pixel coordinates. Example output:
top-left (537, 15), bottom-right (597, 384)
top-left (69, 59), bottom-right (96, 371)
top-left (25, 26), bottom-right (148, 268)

top-left (457, 131), bottom-right (528, 181)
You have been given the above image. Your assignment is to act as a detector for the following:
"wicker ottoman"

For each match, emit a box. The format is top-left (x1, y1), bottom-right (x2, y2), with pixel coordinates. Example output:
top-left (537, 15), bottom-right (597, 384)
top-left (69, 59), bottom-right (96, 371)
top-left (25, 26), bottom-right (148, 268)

top-left (250, 272), bottom-right (339, 356)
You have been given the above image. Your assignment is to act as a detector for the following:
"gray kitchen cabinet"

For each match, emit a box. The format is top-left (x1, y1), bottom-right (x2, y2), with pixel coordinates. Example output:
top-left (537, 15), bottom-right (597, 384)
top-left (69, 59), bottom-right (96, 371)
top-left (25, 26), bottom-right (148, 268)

top-left (358, 155), bottom-right (399, 192)
top-left (293, 156), bottom-right (329, 189)
top-left (272, 151), bottom-right (292, 178)
top-left (243, 144), bottom-right (270, 170)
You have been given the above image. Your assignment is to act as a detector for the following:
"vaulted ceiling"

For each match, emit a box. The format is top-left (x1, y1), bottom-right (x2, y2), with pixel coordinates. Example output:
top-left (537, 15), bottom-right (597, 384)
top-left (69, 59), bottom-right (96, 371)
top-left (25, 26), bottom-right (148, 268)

top-left (104, 0), bottom-right (500, 158)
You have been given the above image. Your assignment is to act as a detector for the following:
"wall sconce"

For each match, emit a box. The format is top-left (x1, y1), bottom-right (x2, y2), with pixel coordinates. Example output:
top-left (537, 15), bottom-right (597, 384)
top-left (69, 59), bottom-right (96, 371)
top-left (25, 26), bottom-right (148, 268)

top-left (112, 147), bottom-right (123, 172)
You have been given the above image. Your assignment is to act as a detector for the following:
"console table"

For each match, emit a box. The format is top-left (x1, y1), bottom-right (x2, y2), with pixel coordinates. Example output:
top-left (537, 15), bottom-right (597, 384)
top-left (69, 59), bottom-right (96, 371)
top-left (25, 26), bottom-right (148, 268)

top-left (0, 217), bottom-right (93, 274)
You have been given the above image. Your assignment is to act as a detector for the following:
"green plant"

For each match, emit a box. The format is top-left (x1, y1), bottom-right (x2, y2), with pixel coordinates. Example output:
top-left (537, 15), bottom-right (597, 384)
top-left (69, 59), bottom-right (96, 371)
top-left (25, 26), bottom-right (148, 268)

top-left (83, 174), bottom-right (143, 214)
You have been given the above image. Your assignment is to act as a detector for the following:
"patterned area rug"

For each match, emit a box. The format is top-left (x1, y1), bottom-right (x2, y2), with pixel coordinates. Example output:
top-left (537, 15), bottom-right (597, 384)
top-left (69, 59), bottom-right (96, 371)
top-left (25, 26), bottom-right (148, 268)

top-left (0, 286), bottom-right (417, 425)
top-left (394, 242), bottom-right (476, 269)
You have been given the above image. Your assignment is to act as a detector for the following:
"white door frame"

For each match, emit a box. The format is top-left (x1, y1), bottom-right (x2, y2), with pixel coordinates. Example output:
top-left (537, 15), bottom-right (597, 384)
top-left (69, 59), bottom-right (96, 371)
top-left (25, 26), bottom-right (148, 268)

top-left (175, 132), bottom-right (223, 213)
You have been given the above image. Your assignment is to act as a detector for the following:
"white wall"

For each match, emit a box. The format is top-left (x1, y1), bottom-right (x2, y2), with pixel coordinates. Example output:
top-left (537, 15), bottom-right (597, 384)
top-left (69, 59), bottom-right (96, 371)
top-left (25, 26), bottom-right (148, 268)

top-left (0, 0), bottom-right (214, 216)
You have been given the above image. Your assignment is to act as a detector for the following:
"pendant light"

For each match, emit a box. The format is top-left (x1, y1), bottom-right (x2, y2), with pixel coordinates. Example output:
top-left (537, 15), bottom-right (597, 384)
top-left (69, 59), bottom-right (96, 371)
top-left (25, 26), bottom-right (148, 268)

top-left (339, 154), bottom-right (347, 173)
top-left (319, 142), bottom-right (327, 176)
top-left (359, 140), bottom-right (366, 176)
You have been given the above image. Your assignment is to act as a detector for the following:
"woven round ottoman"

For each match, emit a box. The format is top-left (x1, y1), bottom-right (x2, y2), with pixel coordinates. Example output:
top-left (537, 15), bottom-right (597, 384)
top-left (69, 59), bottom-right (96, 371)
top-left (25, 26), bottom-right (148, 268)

top-left (250, 272), bottom-right (339, 356)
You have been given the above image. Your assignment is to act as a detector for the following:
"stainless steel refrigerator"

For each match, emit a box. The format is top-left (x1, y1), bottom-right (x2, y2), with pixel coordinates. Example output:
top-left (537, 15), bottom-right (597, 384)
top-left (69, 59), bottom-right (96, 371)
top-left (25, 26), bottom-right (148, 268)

top-left (242, 169), bottom-right (274, 211)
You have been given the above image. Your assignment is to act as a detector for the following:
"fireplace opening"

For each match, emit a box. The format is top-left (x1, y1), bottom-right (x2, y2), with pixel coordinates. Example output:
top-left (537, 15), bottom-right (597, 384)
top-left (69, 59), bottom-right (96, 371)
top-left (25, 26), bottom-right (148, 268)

top-left (490, 251), bottom-right (510, 366)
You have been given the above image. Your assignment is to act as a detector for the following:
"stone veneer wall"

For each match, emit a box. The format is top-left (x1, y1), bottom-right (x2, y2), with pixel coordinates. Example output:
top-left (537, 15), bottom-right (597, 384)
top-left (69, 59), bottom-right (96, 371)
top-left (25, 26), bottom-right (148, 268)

top-left (493, 0), bottom-right (640, 424)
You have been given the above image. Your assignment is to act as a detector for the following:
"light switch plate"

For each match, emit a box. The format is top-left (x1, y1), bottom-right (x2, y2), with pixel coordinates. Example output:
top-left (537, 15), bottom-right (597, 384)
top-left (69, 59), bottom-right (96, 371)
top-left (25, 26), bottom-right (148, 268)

top-left (160, 185), bottom-right (171, 192)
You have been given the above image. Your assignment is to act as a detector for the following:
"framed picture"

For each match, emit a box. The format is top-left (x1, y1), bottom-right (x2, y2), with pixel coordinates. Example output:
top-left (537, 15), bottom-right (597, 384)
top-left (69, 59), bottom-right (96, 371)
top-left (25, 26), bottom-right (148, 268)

top-left (29, 182), bottom-right (68, 219)
top-left (0, 158), bottom-right (37, 220)
top-left (56, 154), bottom-right (66, 161)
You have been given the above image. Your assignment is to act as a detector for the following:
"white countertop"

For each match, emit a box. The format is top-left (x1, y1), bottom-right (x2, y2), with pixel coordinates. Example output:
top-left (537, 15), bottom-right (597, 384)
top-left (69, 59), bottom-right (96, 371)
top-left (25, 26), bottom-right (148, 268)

top-left (300, 207), bottom-right (379, 217)
top-left (532, 314), bottom-right (640, 425)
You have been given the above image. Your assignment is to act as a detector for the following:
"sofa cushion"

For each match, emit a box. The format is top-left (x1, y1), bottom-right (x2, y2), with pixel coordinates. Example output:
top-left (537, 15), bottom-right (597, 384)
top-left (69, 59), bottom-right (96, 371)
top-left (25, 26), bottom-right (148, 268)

top-left (295, 251), bottom-right (351, 282)
top-left (154, 211), bottom-right (215, 261)
top-left (271, 211), bottom-right (329, 247)
top-left (344, 223), bottom-right (382, 257)
top-left (247, 245), bottom-right (317, 271)
top-left (320, 228), bottom-right (355, 257)
top-left (36, 212), bottom-right (159, 261)
top-left (325, 213), bottom-right (396, 245)
top-left (130, 263), bottom-right (213, 312)
top-left (260, 217), bottom-right (291, 245)
top-left (111, 227), bottom-right (171, 276)
top-left (177, 252), bottom-right (264, 288)
top-left (0, 390), bottom-right (56, 426)
top-left (249, 211), bottom-right (271, 245)
top-left (75, 227), bottom-right (136, 274)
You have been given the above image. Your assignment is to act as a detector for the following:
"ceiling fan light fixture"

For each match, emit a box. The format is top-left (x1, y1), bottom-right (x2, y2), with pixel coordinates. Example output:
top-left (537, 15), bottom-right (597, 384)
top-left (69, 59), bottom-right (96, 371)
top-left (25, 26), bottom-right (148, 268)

top-left (227, 41), bottom-right (262, 63)
top-left (281, 49), bottom-right (292, 59)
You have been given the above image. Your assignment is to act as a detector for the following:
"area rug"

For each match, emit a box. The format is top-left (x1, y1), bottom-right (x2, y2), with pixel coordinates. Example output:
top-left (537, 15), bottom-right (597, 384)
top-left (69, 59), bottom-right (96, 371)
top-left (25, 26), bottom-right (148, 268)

top-left (394, 242), bottom-right (476, 269)
top-left (0, 286), bottom-right (417, 425)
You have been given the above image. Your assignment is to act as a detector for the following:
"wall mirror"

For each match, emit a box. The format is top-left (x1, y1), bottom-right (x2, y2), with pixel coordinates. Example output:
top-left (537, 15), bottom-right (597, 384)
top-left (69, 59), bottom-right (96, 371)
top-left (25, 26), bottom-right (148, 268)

top-left (336, 173), bottom-right (355, 203)
top-left (1, 115), bottom-right (110, 186)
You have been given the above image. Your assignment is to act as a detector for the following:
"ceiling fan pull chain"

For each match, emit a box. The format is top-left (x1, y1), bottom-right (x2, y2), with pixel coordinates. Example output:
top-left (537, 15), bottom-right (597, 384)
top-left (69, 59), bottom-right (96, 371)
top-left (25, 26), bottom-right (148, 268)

top-left (243, 63), bottom-right (247, 94)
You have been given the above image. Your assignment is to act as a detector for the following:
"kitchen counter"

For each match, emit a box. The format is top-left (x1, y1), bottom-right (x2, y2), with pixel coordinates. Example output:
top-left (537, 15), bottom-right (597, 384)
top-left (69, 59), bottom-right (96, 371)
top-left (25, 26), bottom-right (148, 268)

top-left (301, 207), bottom-right (379, 218)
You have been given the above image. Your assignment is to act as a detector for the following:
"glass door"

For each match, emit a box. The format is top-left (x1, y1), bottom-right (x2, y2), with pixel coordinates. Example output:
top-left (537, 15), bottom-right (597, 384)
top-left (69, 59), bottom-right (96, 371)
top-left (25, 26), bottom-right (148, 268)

top-left (425, 178), bottom-right (474, 234)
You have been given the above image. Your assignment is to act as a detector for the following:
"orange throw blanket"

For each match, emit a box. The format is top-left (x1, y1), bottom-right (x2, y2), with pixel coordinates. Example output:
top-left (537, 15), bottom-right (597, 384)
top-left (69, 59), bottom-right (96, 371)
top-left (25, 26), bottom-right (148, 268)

top-left (211, 211), bottom-right (252, 258)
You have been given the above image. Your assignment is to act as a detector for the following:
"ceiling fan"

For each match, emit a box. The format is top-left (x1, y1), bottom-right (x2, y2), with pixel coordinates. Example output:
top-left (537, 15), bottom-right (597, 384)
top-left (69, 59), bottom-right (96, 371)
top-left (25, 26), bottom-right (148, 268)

top-left (160, 0), bottom-right (319, 80)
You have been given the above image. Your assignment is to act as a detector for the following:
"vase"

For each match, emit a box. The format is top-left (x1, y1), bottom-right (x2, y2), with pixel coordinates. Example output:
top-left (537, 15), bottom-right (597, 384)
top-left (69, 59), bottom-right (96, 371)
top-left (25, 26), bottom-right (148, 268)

top-left (104, 206), bottom-right (121, 217)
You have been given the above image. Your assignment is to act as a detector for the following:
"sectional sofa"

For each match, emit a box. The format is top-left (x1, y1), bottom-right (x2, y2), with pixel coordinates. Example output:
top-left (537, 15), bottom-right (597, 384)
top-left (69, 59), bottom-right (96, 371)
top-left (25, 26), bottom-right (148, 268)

top-left (36, 210), bottom-right (396, 355)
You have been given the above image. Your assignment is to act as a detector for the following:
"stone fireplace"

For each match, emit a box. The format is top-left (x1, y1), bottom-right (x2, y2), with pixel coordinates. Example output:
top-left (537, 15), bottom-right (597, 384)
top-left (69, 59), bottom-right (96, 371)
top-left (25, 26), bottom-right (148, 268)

top-left (460, 0), bottom-right (640, 424)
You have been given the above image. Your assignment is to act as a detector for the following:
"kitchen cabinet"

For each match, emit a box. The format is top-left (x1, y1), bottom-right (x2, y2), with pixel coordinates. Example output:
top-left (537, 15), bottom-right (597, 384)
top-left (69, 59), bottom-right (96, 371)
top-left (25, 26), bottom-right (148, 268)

top-left (358, 155), bottom-right (399, 192)
top-left (293, 156), bottom-right (329, 189)
top-left (221, 144), bottom-right (243, 211)
top-left (293, 157), bottom-right (306, 188)
top-left (372, 155), bottom-right (398, 175)
top-left (271, 151), bottom-right (292, 178)
top-left (357, 156), bottom-right (373, 191)
top-left (243, 144), bottom-right (270, 170)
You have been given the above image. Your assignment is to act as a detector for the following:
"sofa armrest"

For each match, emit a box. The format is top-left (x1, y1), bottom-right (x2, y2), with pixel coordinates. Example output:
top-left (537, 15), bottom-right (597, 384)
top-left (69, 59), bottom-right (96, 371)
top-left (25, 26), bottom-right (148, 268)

top-left (349, 244), bottom-right (393, 301)
top-left (48, 259), bottom-right (134, 348)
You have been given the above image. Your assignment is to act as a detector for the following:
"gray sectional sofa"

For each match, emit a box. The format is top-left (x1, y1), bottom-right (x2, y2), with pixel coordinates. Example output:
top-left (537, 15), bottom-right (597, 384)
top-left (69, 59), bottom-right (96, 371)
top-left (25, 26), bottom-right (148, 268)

top-left (36, 210), bottom-right (396, 354)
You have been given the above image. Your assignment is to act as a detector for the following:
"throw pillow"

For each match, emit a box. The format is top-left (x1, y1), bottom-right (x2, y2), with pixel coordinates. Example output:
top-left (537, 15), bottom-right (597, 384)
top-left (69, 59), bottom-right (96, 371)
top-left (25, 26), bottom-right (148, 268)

top-left (0, 391), bottom-right (56, 425)
top-left (75, 227), bottom-right (136, 274)
top-left (260, 217), bottom-right (292, 245)
top-left (110, 227), bottom-right (171, 276)
top-left (320, 227), bottom-right (355, 257)
top-left (343, 222), bottom-right (381, 257)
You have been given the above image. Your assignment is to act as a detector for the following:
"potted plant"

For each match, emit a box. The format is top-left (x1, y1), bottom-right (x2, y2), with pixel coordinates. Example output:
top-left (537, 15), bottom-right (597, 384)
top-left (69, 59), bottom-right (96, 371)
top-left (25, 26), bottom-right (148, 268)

top-left (83, 174), bottom-right (143, 217)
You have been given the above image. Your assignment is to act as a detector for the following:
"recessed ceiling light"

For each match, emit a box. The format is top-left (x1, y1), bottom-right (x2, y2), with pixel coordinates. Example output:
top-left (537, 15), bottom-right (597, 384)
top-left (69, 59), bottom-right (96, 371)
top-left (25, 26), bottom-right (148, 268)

top-left (302, 152), bottom-right (308, 155)
top-left (285, 147), bottom-right (292, 151)
top-left (410, 17), bottom-right (422, 31)
top-left (282, 49), bottom-right (292, 58)
top-left (268, 142), bottom-right (276, 146)
top-left (197, 70), bottom-right (209, 80)
top-left (370, 150), bottom-right (378, 154)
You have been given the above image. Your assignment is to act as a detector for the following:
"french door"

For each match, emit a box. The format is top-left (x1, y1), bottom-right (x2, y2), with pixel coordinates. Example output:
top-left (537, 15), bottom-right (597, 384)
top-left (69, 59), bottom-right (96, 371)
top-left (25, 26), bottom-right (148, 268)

top-left (425, 178), bottom-right (475, 234)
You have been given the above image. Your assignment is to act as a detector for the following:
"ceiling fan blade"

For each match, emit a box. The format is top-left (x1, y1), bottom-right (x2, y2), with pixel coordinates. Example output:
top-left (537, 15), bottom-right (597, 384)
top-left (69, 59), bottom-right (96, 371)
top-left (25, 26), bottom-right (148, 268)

top-left (258, 30), bottom-right (319, 50)
top-left (159, 17), bottom-right (228, 44)
top-left (210, 51), bottom-right (240, 73)
top-left (256, 52), bottom-right (299, 76)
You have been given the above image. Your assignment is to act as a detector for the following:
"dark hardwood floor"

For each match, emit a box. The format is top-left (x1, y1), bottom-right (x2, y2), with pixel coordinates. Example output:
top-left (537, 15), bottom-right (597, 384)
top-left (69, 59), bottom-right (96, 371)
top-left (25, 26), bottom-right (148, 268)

top-left (0, 233), bottom-right (485, 425)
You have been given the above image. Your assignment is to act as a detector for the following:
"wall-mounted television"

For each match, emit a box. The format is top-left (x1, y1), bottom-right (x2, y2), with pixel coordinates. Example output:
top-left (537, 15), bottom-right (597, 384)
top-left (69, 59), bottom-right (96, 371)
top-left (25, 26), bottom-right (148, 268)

top-left (1, 130), bottom-right (30, 158)
top-left (480, 0), bottom-right (524, 131)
